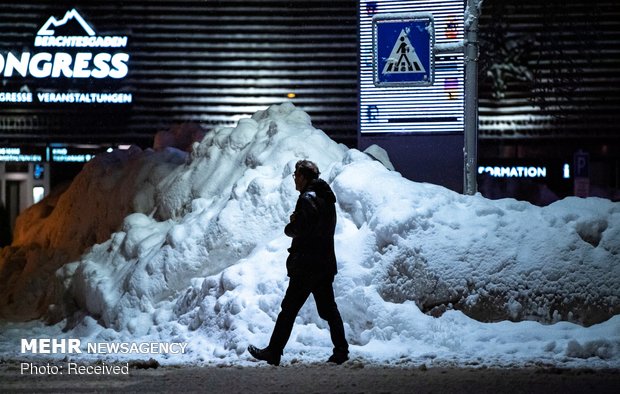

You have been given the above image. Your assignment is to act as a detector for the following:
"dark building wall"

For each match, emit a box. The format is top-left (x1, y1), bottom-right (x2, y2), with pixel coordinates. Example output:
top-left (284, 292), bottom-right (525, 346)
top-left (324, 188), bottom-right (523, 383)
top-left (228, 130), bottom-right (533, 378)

top-left (478, 0), bottom-right (620, 202)
top-left (479, 0), bottom-right (620, 139)
top-left (1, 0), bottom-right (618, 200)
top-left (0, 0), bottom-right (358, 146)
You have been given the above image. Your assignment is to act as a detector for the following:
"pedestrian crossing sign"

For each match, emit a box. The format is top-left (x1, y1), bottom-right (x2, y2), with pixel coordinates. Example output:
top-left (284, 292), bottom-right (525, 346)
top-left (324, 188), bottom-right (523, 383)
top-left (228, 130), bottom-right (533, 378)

top-left (373, 13), bottom-right (435, 87)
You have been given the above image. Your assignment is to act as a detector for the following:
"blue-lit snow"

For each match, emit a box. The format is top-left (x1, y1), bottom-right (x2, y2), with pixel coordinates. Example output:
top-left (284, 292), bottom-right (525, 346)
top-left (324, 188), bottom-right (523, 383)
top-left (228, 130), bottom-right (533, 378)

top-left (0, 103), bottom-right (618, 368)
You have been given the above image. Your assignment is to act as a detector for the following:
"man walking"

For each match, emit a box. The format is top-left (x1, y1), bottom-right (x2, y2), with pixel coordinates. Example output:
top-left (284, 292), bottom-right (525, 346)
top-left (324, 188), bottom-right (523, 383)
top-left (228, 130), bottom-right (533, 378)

top-left (248, 160), bottom-right (349, 366)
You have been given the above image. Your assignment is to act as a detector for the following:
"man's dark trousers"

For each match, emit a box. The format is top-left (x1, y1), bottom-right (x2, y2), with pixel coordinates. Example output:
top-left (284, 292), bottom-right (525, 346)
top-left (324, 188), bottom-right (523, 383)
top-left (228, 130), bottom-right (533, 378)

top-left (268, 273), bottom-right (348, 355)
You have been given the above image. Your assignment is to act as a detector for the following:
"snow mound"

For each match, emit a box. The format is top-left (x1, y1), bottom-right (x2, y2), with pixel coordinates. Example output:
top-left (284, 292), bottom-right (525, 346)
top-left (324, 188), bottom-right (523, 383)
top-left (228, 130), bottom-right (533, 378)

top-left (65, 103), bottom-right (346, 332)
top-left (0, 103), bottom-right (619, 368)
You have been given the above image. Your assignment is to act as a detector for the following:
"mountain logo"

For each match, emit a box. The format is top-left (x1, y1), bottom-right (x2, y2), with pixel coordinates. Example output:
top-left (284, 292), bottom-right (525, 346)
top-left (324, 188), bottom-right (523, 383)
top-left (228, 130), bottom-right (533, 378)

top-left (33, 8), bottom-right (127, 48)
top-left (0, 7), bottom-right (130, 80)
top-left (37, 8), bottom-right (96, 37)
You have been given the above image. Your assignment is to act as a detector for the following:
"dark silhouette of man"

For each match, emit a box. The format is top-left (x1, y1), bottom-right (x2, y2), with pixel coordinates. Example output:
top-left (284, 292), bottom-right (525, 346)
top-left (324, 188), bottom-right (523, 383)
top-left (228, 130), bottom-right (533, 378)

top-left (248, 160), bottom-right (349, 366)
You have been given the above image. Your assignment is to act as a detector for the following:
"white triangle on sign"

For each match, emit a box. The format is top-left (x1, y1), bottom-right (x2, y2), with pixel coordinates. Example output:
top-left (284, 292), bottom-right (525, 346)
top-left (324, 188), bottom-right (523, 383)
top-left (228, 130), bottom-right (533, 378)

top-left (382, 29), bottom-right (426, 75)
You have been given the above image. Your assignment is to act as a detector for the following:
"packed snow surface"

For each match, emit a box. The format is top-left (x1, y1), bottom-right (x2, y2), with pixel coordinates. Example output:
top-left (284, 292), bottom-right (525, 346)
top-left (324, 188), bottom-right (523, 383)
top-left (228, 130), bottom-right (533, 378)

top-left (0, 103), bottom-right (619, 368)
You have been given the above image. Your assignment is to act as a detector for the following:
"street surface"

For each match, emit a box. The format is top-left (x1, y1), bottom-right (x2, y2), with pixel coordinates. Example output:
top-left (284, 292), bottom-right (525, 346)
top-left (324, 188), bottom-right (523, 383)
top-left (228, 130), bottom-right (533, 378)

top-left (1, 360), bottom-right (618, 393)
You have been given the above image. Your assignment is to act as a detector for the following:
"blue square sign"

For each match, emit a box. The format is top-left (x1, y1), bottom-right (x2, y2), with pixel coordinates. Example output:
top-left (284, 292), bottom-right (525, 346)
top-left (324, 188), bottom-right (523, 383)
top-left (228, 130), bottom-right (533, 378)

top-left (373, 14), bottom-right (435, 87)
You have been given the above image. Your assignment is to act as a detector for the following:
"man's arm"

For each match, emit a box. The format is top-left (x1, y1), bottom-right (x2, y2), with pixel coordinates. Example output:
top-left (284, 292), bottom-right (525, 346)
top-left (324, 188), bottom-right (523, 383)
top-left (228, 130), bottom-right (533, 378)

top-left (285, 194), bottom-right (318, 238)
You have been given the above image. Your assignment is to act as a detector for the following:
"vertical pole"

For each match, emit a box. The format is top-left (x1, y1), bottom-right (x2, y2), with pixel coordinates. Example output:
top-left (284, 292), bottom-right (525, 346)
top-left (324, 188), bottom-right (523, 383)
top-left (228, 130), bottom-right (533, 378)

top-left (464, 0), bottom-right (479, 195)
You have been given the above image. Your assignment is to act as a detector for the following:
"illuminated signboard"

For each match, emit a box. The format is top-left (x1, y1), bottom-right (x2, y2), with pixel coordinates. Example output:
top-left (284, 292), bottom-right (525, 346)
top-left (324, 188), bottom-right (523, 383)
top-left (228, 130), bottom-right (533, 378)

top-left (360, 0), bottom-right (465, 134)
top-left (0, 145), bottom-right (109, 163)
top-left (0, 147), bottom-right (44, 162)
top-left (478, 160), bottom-right (577, 181)
top-left (50, 147), bottom-right (97, 163)
top-left (0, 8), bottom-right (131, 105)
top-left (373, 13), bottom-right (434, 87)
top-left (478, 166), bottom-right (548, 179)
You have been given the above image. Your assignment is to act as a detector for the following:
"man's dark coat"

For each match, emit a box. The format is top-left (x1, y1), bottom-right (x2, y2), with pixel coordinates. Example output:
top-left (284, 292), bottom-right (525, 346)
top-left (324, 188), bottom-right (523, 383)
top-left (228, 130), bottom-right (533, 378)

top-left (284, 178), bottom-right (337, 277)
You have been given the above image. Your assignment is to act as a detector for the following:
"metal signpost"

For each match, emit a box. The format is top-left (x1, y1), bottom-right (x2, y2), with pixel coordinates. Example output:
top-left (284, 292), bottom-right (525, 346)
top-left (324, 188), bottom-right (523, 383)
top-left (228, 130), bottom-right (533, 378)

top-left (463, 0), bottom-right (479, 195)
top-left (573, 150), bottom-right (590, 197)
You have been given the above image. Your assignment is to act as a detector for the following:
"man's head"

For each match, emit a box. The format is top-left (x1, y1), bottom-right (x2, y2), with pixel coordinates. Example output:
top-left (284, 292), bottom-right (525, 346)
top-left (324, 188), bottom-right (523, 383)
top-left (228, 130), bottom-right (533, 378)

top-left (293, 160), bottom-right (320, 191)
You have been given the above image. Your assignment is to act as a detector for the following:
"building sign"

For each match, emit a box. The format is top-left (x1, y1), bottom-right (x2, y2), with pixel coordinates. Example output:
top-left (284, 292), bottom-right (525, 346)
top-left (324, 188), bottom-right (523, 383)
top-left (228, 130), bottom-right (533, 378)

top-left (373, 14), bottom-right (434, 87)
top-left (359, 0), bottom-right (465, 134)
top-left (0, 145), bottom-right (111, 163)
top-left (0, 8), bottom-right (131, 104)
top-left (0, 147), bottom-right (44, 162)
top-left (50, 147), bottom-right (97, 163)
top-left (573, 150), bottom-right (590, 197)
top-left (478, 166), bottom-right (547, 179)
top-left (477, 160), bottom-right (576, 181)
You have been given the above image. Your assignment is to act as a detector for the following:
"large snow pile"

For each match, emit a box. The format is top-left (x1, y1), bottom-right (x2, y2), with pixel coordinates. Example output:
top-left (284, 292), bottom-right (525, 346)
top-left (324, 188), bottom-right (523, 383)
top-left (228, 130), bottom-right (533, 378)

top-left (0, 103), bottom-right (619, 368)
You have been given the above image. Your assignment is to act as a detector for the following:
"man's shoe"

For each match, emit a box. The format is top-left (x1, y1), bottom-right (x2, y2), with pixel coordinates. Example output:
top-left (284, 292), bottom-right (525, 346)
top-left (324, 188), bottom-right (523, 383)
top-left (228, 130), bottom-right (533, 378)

top-left (327, 352), bottom-right (349, 365)
top-left (248, 345), bottom-right (281, 366)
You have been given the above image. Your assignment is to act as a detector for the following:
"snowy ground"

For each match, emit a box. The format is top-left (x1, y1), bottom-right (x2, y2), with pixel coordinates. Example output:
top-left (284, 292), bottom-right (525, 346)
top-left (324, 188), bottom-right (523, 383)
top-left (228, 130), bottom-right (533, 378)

top-left (0, 103), bottom-right (618, 370)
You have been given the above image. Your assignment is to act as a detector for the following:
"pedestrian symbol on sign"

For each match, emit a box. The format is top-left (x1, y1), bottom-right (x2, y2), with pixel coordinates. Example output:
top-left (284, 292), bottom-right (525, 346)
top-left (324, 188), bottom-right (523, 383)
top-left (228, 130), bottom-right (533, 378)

top-left (382, 29), bottom-right (426, 75)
